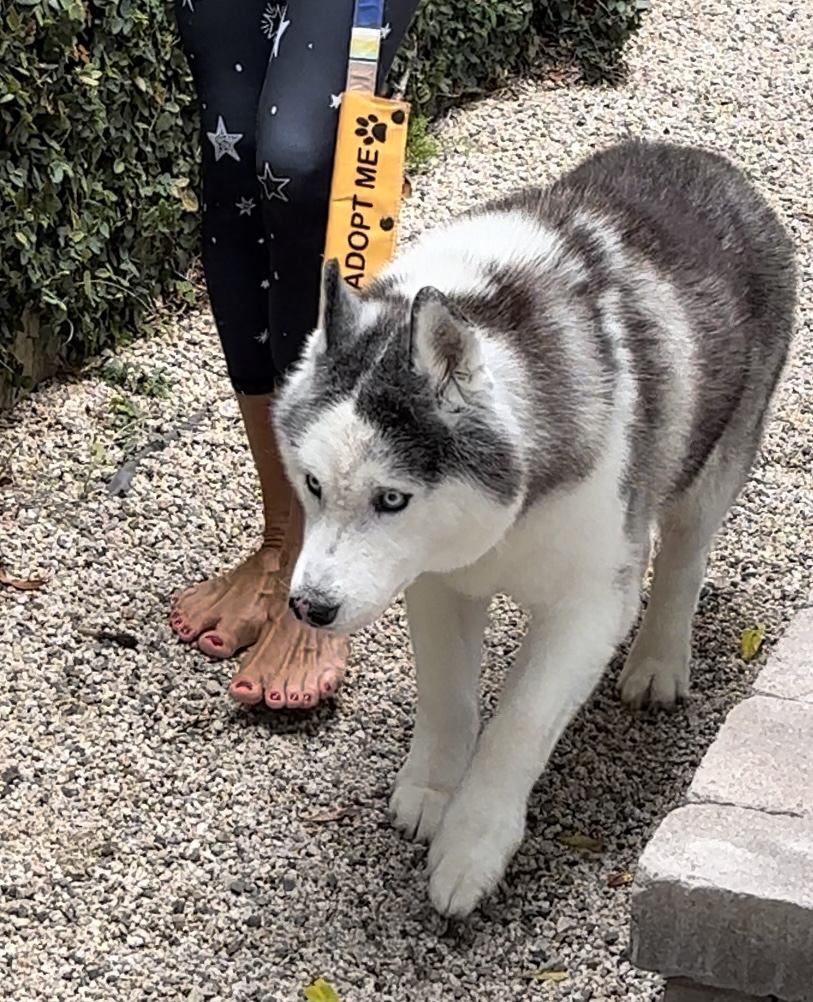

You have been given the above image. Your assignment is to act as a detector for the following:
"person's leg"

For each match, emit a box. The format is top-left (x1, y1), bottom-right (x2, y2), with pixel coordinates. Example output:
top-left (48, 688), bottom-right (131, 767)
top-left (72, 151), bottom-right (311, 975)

top-left (227, 0), bottom-right (420, 708)
top-left (172, 0), bottom-right (419, 708)
top-left (169, 1), bottom-right (299, 663)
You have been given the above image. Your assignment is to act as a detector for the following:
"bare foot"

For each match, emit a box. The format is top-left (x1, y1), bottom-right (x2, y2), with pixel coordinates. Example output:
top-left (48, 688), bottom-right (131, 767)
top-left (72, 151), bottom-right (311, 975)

top-left (228, 597), bottom-right (348, 709)
top-left (169, 549), bottom-right (347, 708)
top-left (169, 548), bottom-right (283, 658)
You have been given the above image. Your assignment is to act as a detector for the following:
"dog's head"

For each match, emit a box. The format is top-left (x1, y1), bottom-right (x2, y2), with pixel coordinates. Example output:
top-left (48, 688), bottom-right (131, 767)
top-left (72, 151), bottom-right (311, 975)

top-left (273, 259), bottom-right (524, 634)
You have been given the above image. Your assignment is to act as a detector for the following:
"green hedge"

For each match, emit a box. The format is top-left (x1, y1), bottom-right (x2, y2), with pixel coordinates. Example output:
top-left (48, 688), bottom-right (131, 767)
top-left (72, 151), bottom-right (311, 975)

top-left (0, 0), bottom-right (645, 409)
top-left (0, 0), bottom-right (199, 409)
top-left (393, 0), bottom-right (646, 115)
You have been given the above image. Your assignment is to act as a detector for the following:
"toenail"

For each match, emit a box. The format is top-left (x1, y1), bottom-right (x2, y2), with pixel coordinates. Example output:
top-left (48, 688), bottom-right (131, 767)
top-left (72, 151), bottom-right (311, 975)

top-left (302, 694), bottom-right (312, 704)
top-left (234, 679), bottom-right (253, 690)
top-left (289, 693), bottom-right (299, 701)
top-left (269, 691), bottom-right (281, 701)
top-left (209, 635), bottom-right (223, 647)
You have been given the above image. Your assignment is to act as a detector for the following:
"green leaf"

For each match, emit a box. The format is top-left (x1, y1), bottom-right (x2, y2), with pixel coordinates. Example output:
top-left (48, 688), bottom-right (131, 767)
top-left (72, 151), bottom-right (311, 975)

top-left (303, 978), bottom-right (339, 1002)
top-left (740, 625), bottom-right (766, 662)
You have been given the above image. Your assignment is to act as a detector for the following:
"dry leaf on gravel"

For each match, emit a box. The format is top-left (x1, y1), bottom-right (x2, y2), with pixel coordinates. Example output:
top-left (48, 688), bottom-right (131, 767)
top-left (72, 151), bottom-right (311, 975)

top-left (521, 969), bottom-right (569, 983)
top-left (303, 978), bottom-right (339, 1002)
top-left (607, 870), bottom-right (633, 889)
top-left (739, 624), bottom-right (766, 662)
top-left (300, 806), bottom-right (359, 824)
top-left (560, 833), bottom-right (605, 854)
top-left (0, 565), bottom-right (48, 592)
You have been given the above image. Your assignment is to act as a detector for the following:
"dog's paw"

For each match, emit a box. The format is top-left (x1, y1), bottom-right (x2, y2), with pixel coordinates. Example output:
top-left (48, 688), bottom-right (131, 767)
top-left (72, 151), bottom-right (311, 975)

top-left (618, 650), bottom-right (689, 709)
top-left (426, 793), bottom-right (525, 919)
top-left (390, 779), bottom-right (451, 843)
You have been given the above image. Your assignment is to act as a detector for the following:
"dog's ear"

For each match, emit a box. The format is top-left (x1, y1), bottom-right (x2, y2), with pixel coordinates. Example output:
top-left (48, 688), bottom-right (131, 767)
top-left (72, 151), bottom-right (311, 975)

top-left (319, 258), bottom-right (361, 350)
top-left (408, 287), bottom-right (486, 404)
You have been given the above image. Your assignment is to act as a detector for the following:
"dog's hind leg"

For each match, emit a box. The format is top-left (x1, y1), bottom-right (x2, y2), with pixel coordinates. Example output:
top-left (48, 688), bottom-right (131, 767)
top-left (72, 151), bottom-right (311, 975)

top-left (618, 442), bottom-right (755, 709)
top-left (389, 574), bottom-right (489, 844)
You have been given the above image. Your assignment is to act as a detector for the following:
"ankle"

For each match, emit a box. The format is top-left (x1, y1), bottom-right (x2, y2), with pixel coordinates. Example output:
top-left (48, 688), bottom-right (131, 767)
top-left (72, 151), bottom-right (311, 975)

top-left (261, 524), bottom-right (287, 551)
top-left (259, 490), bottom-right (303, 575)
top-left (259, 529), bottom-right (299, 581)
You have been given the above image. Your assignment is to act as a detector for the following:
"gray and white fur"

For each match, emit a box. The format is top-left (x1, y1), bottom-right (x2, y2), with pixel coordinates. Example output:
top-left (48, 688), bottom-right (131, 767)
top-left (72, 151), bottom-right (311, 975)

top-left (273, 141), bottom-right (797, 918)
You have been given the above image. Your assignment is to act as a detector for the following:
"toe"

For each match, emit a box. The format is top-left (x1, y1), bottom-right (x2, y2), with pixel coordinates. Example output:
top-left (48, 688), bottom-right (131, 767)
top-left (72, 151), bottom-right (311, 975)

top-left (319, 666), bottom-right (342, 698)
top-left (228, 674), bottom-right (264, 705)
top-left (290, 670), bottom-right (321, 709)
top-left (198, 629), bottom-right (238, 659)
top-left (284, 683), bottom-right (305, 709)
top-left (174, 608), bottom-right (219, 644)
top-left (172, 615), bottom-right (198, 641)
top-left (197, 610), bottom-right (265, 658)
top-left (264, 684), bottom-right (286, 710)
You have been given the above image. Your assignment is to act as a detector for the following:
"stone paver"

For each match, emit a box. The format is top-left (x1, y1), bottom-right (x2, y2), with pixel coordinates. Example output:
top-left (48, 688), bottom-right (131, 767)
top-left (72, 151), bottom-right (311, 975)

top-left (753, 606), bottom-right (813, 705)
top-left (688, 695), bottom-right (813, 816)
top-left (631, 597), bottom-right (813, 1002)
top-left (631, 804), bottom-right (813, 1000)
top-left (663, 978), bottom-right (772, 1002)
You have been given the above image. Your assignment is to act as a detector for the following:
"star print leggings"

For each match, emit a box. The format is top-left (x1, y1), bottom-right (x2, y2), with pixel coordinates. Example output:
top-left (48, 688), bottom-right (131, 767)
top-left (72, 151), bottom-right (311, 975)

top-left (175, 0), bottom-right (419, 394)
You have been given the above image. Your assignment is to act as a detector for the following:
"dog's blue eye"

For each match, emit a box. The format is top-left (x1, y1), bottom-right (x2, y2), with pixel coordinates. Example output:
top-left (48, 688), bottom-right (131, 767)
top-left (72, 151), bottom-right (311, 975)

top-left (374, 489), bottom-right (411, 514)
top-left (305, 474), bottom-right (322, 499)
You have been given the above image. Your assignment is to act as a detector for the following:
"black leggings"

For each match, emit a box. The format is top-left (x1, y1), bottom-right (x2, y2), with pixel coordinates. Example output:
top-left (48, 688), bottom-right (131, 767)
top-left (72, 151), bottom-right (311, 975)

top-left (175, 1), bottom-right (419, 394)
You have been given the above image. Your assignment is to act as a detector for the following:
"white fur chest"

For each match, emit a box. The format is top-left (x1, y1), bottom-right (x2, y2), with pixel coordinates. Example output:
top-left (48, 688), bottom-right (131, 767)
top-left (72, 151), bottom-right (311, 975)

top-left (443, 473), bottom-right (627, 611)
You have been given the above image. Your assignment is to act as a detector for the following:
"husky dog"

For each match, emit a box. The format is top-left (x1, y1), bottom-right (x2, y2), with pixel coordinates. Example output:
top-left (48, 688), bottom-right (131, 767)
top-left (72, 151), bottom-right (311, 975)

top-left (273, 141), bottom-right (797, 918)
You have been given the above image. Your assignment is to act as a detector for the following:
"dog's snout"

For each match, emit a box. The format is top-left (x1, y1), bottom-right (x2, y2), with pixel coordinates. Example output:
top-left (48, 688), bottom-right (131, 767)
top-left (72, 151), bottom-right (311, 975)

top-left (305, 601), bottom-right (340, 628)
top-left (289, 595), bottom-right (340, 628)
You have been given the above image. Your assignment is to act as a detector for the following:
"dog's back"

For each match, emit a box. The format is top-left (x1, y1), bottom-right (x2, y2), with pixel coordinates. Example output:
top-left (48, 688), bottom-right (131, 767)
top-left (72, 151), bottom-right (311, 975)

top-left (549, 141), bottom-right (796, 499)
top-left (389, 141), bottom-right (799, 512)
top-left (543, 140), bottom-right (797, 399)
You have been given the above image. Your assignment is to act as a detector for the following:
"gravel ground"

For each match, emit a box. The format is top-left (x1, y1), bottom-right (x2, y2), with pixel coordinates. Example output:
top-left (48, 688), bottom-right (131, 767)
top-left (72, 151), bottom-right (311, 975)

top-left (2, 1), bottom-right (812, 1000)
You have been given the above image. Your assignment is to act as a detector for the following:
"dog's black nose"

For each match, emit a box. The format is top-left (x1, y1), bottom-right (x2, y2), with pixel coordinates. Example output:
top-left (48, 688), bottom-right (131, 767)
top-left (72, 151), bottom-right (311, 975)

top-left (305, 602), bottom-right (340, 628)
top-left (289, 596), bottom-right (340, 628)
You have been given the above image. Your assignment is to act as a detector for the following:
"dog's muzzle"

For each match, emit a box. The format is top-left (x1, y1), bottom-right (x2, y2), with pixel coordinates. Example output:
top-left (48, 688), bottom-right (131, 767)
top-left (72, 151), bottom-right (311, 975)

top-left (289, 595), bottom-right (340, 629)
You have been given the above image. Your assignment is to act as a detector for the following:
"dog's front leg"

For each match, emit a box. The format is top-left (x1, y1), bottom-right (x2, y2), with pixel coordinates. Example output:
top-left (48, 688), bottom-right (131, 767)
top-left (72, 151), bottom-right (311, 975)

top-left (427, 589), bottom-right (627, 918)
top-left (389, 573), bottom-right (489, 844)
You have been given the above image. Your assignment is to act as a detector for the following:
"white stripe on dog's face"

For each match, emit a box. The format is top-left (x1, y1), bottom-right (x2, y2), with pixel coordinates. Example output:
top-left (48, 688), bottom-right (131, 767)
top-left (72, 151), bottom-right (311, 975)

top-left (285, 398), bottom-right (516, 634)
